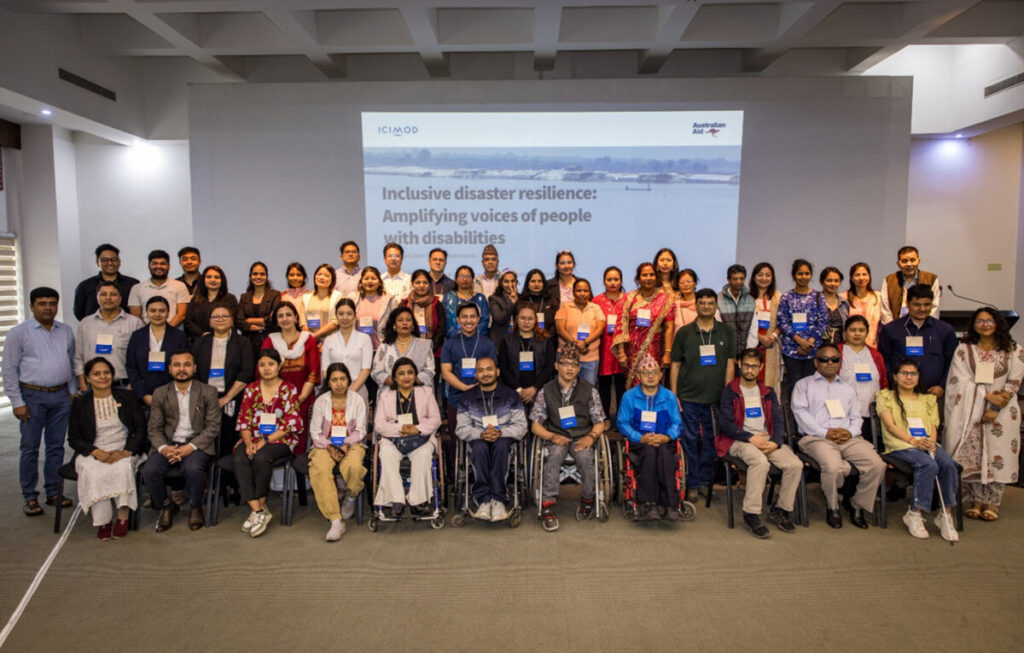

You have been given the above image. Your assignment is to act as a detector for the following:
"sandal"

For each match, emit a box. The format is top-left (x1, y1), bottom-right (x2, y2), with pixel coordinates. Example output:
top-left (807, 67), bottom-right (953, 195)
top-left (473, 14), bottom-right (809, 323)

top-left (981, 507), bottom-right (999, 521)
top-left (23, 500), bottom-right (43, 516)
top-left (45, 494), bottom-right (73, 508)
top-left (964, 505), bottom-right (982, 520)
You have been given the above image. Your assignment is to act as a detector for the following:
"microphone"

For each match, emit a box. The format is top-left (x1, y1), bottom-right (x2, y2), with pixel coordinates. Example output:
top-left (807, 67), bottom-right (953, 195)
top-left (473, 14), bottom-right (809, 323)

top-left (946, 284), bottom-right (994, 308)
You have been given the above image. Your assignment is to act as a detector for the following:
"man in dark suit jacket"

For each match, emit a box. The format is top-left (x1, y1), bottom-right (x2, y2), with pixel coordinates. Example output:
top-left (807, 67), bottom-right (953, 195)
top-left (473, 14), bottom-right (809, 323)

top-left (141, 350), bottom-right (221, 531)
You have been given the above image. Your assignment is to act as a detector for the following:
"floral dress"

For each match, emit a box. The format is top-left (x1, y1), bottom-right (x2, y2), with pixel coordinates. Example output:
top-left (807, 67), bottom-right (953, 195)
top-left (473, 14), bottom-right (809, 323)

top-left (235, 381), bottom-right (304, 452)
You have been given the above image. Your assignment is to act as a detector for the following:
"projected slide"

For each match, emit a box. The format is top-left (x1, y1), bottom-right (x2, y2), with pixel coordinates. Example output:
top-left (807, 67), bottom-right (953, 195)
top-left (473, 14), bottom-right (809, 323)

top-left (361, 111), bottom-right (743, 284)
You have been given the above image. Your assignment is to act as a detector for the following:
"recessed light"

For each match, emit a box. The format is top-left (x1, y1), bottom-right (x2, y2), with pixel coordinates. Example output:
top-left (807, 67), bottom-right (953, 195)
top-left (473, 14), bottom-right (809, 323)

top-left (40, 109), bottom-right (52, 116)
top-left (955, 133), bottom-right (963, 138)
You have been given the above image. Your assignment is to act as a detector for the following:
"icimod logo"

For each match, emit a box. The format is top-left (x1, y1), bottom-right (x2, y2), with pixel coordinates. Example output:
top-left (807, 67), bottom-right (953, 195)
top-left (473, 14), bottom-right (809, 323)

top-left (378, 125), bottom-right (419, 137)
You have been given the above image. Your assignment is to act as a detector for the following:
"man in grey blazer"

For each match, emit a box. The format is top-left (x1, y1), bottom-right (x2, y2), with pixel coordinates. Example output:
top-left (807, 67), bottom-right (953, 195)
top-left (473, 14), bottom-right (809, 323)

top-left (142, 350), bottom-right (221, 531)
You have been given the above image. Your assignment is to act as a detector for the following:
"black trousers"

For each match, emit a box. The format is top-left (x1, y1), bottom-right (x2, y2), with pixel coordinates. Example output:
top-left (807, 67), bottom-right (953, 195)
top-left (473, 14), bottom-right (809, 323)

top-left (142, 449), bottom-right (213, 509)
top-left (232, 443), bottom-right (292, 503)
top-left (631, 441), bottom-right (678, 506)
top-left (597, 373), bottom-right (626, 419)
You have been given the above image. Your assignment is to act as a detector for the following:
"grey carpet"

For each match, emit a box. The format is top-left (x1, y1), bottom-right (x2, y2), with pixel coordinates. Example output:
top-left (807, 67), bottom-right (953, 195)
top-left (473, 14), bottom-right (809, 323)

top-left (1, 414), bottom-right (1021, 652)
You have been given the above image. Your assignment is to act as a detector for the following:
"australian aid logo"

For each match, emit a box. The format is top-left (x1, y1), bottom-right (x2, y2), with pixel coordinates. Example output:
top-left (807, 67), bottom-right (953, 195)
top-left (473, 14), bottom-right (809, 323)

top-left (692, 122), bottom-right (725, 137)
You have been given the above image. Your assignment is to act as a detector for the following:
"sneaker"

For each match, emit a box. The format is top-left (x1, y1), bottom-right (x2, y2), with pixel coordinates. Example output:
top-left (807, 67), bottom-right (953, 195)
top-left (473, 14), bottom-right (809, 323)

top-left (341, 496), bottom-right (357, 521)
top-left (491, 500), bottom-right (508, 521)
top-left (644, 503), bottom-right (662, 521)
top-left (249, 510), bottom-right (272, 537)
top-left (664, 505), bottom-right (681, 521)
top-left (541, 503), bottom-right (559, 532)
top-left (934, 512), bottom-right (959, 543)
top-left (242, 510), bottom-right (259, 532)
top-left (325, 519), bottom-right (345, 542)
top-left (902, 509), bottom-right (929, 539)
top-left (111, 517), bottom-right (129, 539)
top-left (578, 499), bottom-right (595, 521)
top-left (97, 523), bottom-right (113, 542)
top-left (768, 507), bottom-right (796, 534)
top-left (472, 501), bottom-right (492, 521)
top-left (743, 512), bottom-right (770, 539)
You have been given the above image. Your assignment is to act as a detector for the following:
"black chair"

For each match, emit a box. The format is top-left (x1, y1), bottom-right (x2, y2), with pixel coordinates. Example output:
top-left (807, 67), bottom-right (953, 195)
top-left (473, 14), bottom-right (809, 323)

top-left (290, 451), bottom-right (362, 525)
top-left (53, 461), bottom-right (142, 534)
top-left (209, 454), bottom-right (299, 526)
top-left (867, 402), bottom-right (963, 532)
top-left (704, 405), bottom-right (802, 528)
top-left (138, 461), bottom-right (218, 529)
top-left (786, 405), bottom-right (884, 528)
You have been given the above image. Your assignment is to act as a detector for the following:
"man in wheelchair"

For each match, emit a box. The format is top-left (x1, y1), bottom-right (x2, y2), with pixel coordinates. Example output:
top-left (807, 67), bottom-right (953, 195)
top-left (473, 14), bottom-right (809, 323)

top-left (454, 357), bottom-right (527, 522)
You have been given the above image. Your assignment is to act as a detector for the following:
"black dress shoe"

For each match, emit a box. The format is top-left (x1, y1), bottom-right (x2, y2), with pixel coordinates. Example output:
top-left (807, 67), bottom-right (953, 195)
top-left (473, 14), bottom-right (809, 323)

top-left (826, 508), bottom-right (842, 529)
top-left (848, 507), bottom-right (869, 529)
top-left (743, 512), bottom-right (770, 539)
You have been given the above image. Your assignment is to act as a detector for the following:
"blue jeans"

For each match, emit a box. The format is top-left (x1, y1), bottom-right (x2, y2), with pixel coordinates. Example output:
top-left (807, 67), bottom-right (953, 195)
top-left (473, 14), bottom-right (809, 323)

top-left (679, 401), bottom-right (714, 489)
top-left (578, 360), bottom-right (598, 386)
top-left (18, 388), bottom-right (71, 501)
top-left (887, 445), bottom-right (959, 511)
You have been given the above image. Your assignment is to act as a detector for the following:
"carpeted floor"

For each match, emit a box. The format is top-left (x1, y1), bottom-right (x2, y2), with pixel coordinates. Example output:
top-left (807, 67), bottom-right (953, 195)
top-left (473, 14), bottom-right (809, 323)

top-left (1, 413), bottom-right (1021, 652)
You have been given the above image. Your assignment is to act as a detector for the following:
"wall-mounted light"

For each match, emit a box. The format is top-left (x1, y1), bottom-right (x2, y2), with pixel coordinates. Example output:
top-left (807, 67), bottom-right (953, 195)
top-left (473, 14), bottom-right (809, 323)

top-left (40, 108), bottom-right (52, 116)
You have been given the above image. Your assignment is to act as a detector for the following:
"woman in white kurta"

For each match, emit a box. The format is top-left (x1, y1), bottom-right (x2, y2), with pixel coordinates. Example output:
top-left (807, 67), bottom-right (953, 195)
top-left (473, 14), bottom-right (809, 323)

top-left (944, 307), bottom-right (1024, 521)
top-left (67, 357), bottom-right (148, 540)
top-left (320, 298), bottom-right (373, 405)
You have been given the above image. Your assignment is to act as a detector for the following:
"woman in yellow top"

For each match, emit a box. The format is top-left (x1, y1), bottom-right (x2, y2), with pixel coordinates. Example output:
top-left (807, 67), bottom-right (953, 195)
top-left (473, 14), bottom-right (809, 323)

top-left (876, 358), bottom-right (959, 542)
top-left (554, 278), bottom-right (606, 386)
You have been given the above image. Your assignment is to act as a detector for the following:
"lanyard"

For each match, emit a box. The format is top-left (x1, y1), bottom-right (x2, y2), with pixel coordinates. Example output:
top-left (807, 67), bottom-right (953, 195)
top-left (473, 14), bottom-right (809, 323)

top-left (698, 324), bottom-right (713, 346)
top-left (481, 388), bottom-right (495, 416)
top-left (460, 333), bottom-right (480, 359)
top-left (518, 334), bottom-right (533, 353)
top-left (645, 392), bottom-right (655, 412)
top-left (398, 391), bottom-right (414, 416)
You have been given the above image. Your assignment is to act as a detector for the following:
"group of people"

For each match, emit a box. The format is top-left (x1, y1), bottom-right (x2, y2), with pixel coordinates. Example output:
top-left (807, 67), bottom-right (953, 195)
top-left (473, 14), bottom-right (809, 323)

top-left (3, 240), bottom-right (1020, 542)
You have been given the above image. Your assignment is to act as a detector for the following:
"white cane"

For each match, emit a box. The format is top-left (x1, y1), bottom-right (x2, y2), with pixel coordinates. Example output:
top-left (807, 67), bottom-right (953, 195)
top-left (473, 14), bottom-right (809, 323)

top-left (931, 448), bottom-right (955, 547)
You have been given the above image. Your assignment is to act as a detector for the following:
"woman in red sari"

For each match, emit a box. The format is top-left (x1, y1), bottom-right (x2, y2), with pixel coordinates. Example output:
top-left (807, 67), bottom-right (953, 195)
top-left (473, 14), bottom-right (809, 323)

top-left (612, 262), bottom-right (674, 388)
top-left (262, 302), bottom-right (319, 453)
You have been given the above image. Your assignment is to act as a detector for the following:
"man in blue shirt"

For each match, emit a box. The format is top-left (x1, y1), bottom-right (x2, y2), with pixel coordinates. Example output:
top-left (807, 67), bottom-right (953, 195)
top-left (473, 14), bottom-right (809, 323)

top-left (617, 354), bottom-right (683, 521)
top-left (454, 357), bottom-right (527, 522)
top-left (2, 287), bottom-right (77, 516)
top-left (792, 343), bottom-right (885, 529)
top-left (877, 284), bottom-right (957, 394)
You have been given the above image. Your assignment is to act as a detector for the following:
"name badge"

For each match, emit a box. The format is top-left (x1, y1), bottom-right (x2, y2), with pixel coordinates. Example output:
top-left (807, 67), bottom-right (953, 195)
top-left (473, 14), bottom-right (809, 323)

top-left (258, 412), bottom-right (276, 436)
top-left (419, 325), bottom-right (427, 335)
top-left (538, 316), bottom-right (546, 330)
top-left (482, 415), bottom-right (498, 428)
top-left (699, 344), bottom-right (716, 366)
top-left (756, 311), bottom-right (770, 331)
top-left (975, 360), bottom-right (995, 385)
top-left (397, 413), bottom-right (414, 426)
top-left (636, 308), bottom-right (651, 328)
top-left (576, 325), bottom-right (589, 341)
top-left (606, 314), bottom-right (617, 334)
top-left (905, 336), bottom-right (924, 357)
top-left (743, 395), bottom-right (763, 419)
top-left (792, 312), bottom-right (808, 332)
top-left (907, 417), bottom-right (927, 438)
top-left (306, 318), bottom-right (321, 330)
top-left (358, 316), bottom-right (374, 335)
top-left (519, 351), bottom-right (534, 371)
top-left (825, 399), bottom-right (846, 419)
top-left (435, 294), bottom-right (443, 301)
top-left (209, 367), bottom-right (225, 378)
top-left (329, 425), bottom-right (347, 446)
top-left (558, 405), bottom-right (577, 429)
top-left (640, 410), bottom-right (657, 433)
top-left (95, 333), bottom-right (114, 355)
top-left (461, 357), bottom-right (477, 379)
top-left (854, 363), bottom-right (872, 382)
top-left (148, 351), bottom-right (166, 372)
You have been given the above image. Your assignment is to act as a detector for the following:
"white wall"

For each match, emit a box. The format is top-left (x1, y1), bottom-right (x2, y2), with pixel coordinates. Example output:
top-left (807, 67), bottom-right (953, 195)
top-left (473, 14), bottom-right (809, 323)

top-left (189, 76), bottom-right (912, 292)
top-left (906, 124), bottom-right (1023, 330)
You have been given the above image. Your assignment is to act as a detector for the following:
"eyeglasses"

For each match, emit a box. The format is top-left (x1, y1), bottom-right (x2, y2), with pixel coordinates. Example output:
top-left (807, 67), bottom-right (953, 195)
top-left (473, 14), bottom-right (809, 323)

top-left (558, 361), bottom-right (580, 368)
top-left (974, 319), bottom-right (995, 326)
top-left (210, 314), bottom-right (232, 320)
top-left (98, 257), bottom-right (120, 264)
top-left (638, 369), bottom-right (661, 375)
top-left (815, 356), bottom-right (841, 364)
top-left (740, 363), bottom-right (761, 371)
top-left (896, 370), bottom-right (920, 377)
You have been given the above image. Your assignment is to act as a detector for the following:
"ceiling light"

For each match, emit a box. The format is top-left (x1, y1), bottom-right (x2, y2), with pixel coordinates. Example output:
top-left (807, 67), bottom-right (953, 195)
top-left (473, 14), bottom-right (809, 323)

top-left (40, 109), bottom-right (52, 116)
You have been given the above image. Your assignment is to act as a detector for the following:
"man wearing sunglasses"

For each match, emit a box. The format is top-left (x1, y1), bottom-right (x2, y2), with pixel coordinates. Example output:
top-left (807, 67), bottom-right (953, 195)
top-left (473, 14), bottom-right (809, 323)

top-left (791, 343), bottom-right (885, 529)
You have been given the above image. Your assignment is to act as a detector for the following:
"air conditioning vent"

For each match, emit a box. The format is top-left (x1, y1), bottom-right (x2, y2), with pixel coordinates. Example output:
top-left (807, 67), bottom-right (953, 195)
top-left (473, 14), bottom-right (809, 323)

top-left (58, 68), bottom-right (116, 102)
top-left (985, 71), bottom-right (1024, 98)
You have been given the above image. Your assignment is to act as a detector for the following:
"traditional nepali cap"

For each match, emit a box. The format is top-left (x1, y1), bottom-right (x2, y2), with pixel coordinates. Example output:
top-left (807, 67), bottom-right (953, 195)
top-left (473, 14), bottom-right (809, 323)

top-left (637, 353), bottom-right (660, 372)
top-left (557, 342), bottom-right (581, 364)
top-left (482, 244), bottom-right (498, 257)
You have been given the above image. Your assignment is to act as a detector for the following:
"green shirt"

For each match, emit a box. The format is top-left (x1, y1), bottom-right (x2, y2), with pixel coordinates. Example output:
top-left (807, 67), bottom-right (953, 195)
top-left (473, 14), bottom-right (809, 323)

top-left (671, 319), bottom-right (736, 404)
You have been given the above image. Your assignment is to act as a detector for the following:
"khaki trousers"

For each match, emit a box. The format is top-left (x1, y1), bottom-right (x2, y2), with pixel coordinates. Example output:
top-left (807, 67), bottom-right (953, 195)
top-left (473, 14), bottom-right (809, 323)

top-left (727, 441), bottom-right (802, 514)
top-left (308, 446), bottom-right (367, 521)
top-left (798, 436), bottom-right (885, 511)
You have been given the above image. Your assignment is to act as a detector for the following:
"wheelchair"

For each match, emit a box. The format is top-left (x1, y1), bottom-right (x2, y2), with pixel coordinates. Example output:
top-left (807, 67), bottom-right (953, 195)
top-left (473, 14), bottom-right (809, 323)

top-left (615, 438), bottom-right (696, 522)
top-left (528, 433), bottom-right (613, 522)
top-left (450, 437), bottom-right (529, 528)
top-left (367, 433), bottom-right (446, 531)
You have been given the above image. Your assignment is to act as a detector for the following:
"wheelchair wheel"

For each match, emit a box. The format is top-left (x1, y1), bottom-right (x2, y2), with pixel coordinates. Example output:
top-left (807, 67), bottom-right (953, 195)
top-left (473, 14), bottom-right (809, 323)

top-left (679, 500), bottom-right (696, 522)
top-left (622, 499), bottom-right (636, 521)
top-left (597, 435), bottom-right (613, 508)
top-left (598, 501), bottom-right (609, 523)
top-left (368, 516), bottom-right (379, 532)
top-left (430, 515), bottom-right (446, 530)
top-left (530, 437), bottom-right (544, 512)
top-left (508, 508), bottom-right (521, 528)
top-left (450, 512), bottom-right (465, 528)
top-left (613, 440), bottom-right (624, 504)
